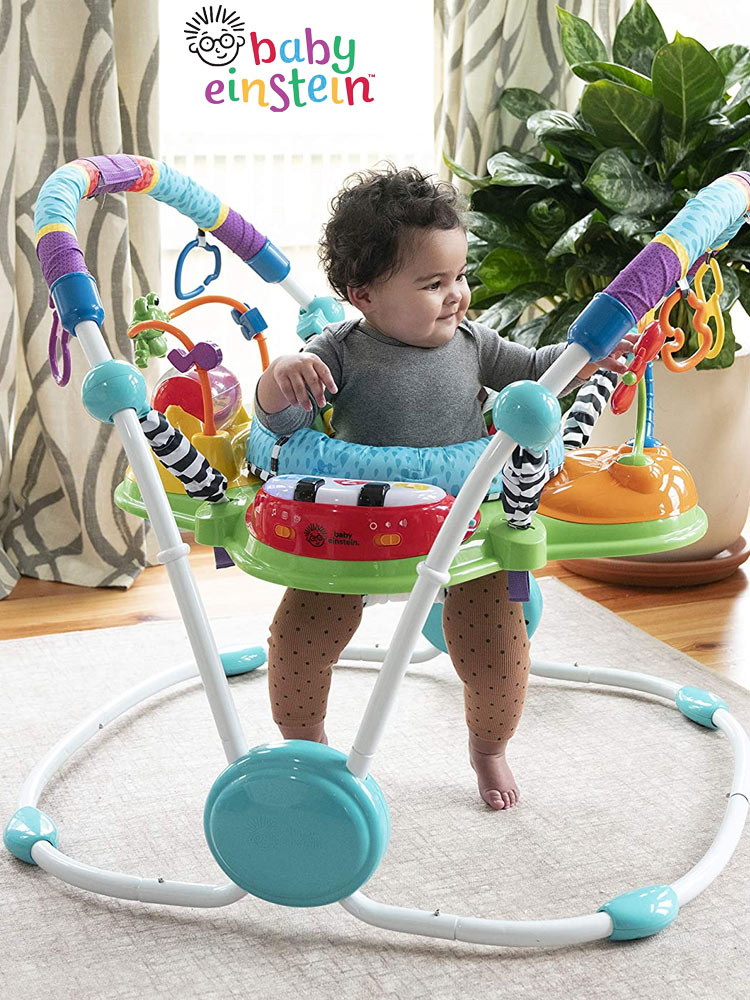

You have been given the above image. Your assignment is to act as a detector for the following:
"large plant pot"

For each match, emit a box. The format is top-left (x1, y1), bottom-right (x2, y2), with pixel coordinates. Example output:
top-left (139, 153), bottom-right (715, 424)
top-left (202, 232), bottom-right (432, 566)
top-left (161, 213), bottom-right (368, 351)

top-left (560, 317), bottom-right (750, 586)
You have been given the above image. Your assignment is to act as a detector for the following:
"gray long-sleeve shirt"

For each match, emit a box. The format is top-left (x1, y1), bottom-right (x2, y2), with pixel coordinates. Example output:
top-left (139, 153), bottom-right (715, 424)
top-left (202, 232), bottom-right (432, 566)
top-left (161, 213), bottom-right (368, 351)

top-left (255, 317), bottom-right (583, 448)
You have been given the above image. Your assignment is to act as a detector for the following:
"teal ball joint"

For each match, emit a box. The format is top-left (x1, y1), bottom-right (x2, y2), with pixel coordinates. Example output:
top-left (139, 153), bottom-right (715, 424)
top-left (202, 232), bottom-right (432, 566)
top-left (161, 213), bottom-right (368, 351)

top-left (492, 381), bottom-right (561, 456)
top-left (81, 360), bottom-right (150, 424)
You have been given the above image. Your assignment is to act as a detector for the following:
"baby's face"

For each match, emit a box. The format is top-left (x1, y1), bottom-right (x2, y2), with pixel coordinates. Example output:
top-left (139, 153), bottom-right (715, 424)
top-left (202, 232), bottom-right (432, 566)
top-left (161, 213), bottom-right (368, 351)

top-left (355, 227), bottom-right (470, 348)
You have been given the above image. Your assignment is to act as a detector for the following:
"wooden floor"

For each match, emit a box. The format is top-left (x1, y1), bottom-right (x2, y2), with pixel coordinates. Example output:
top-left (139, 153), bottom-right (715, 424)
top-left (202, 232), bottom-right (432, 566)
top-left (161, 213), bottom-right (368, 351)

top-left (3, 539), bottom-right (749, 691)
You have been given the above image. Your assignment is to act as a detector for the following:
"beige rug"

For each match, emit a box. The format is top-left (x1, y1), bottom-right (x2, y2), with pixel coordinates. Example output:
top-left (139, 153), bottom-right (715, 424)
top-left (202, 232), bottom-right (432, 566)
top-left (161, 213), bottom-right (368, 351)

top-left (1, 578), bottom-right (748, 1000)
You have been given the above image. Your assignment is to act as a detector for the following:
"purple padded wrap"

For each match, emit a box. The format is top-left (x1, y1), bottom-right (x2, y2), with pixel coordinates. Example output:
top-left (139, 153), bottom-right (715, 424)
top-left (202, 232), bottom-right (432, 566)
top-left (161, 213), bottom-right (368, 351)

top-left (604, 241), bottom-right (681, 322)
top-left (82, 154), bottom-right (143, 196)
top-left (213, 208), bottom-right (266, 261)
top-left (36, 231), bottom-right (89, 288)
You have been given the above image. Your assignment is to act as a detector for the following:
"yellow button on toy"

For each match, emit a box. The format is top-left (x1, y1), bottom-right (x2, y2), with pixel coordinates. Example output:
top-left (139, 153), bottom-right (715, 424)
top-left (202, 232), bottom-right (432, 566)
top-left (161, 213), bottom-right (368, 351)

top-left (374, 533), bottom-right (401, 547)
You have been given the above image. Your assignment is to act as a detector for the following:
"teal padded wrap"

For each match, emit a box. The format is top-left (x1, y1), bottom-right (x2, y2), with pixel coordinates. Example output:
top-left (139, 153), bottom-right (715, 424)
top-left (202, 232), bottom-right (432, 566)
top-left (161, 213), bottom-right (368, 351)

top-left (659, 176), bottom-right (749, 264)
top-left (4, 806), bottom-right (59, 864)
top-left (247, 418), bottom-right (506, 498)
top-left (149, 160), bottom-right (224, 229)
top-left (34, 164), bottom-right (91, 231)
top-left (598, 885), bottom-right (679, 940)
top-left (675, 685), bottom-right (729, 729)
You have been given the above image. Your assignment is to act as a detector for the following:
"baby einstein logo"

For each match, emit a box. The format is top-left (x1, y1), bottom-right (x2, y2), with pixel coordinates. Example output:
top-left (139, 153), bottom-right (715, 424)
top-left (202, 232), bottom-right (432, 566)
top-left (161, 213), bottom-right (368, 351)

top-left (185, 6), bottom-right (245, 67)
top-left (185, 16), bottom-right (375, 113)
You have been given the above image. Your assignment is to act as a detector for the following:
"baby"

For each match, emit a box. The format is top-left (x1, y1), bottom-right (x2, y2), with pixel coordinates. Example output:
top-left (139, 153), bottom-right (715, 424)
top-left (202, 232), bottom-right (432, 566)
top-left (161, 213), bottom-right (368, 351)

top-left (255, 165), bottom-right (632, 810)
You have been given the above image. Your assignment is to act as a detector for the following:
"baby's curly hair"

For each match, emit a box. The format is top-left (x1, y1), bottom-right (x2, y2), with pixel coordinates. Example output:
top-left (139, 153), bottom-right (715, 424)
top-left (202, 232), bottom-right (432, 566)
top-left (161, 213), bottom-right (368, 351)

top-left (320, 163), bottom-right (466, 302)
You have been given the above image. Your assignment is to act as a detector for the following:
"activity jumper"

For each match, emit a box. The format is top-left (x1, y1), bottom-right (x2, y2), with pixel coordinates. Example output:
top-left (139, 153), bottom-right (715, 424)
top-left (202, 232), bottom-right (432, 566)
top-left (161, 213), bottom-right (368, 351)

top-left (5, 154), bottom-right (750, 948)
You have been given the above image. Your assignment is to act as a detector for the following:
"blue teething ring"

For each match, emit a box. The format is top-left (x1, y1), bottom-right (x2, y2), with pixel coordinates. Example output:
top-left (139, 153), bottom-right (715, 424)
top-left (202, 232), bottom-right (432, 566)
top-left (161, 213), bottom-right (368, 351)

top-left (204, 741), bottom-right (390, 907)
top-left (174, 233), bottom-right (222, 300)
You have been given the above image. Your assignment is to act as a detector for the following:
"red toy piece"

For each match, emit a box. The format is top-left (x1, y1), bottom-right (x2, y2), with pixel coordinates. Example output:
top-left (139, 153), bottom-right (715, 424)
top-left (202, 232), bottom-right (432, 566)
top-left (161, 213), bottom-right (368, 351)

top-left (610, 321), bottom-right (667, 415)
top-left (247, 475), bottom-right (480, 562)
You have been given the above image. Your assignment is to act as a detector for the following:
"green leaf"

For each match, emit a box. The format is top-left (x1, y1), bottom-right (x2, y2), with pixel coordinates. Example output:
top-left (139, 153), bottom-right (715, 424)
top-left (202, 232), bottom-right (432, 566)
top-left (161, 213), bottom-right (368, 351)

top-left (526, 110), bottom-right (604, 162)
top-left (538, 300), bottom-right (589, 347)
top-left (509, 313), bottom-right (553, 349)
top-left (469, 283), bottom-right (501, 308)
top-left (700, 147), bottom-right (750, 186)
top-left (499, 88), bottom-right (553, 120)
top-left (486, 151), bottom-right (565, 189)
top-left (580, 80), bottom-right (662, 156)
top-left (584, 149), bottom-right (673, 214)
top-left (442, 154), bottom-right (490, 188)
top-left (475, 246), bottom-right (561, 295)
top-left (476, 283), bottom-right (556, 331)
top-left (712, 45), bottom-right (750, 88)
top-left (652, 35), bottom-right (725, 145)
top-left (612, 0), bottom-right (667, 75)
top-left (463, 211), bottom-right (538, 252)
top-left (572, 61), bottom-right (654, 96)
top-left (556, 6), bottom-right (607, 69)
top-left (525, 197), bottom-right (570, 233)
top-left (547, 209), bottom-right (611, 259)
top-left (736, 267), bottom-right (750, 316)
top-left (609, 214), bottom-right (659, 239)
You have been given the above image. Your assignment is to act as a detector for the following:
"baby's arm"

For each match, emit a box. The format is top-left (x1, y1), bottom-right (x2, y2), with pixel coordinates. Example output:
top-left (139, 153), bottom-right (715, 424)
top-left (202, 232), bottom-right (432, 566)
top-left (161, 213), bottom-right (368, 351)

top-left (254, 331), bottom-right (342, 435)
top-left (472, 321), bottom-right (585, 396)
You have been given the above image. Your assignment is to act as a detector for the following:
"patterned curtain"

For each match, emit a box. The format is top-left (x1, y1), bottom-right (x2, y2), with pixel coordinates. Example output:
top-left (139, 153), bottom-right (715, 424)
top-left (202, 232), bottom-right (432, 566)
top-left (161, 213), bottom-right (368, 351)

top-left (435, 0), bottom-right (623, 182)
top-left (0, 1), bottom-right (160, 597)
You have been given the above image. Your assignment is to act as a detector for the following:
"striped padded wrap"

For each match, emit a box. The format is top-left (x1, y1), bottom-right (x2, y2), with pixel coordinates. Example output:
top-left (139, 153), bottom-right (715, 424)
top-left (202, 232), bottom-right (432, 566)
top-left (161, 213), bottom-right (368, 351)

top-left (139, 409), bottom-right (227, 503)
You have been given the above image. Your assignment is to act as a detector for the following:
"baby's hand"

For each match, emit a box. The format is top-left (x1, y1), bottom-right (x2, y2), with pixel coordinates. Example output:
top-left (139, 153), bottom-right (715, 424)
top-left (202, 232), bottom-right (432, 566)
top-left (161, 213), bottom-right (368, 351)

top-left (576, 330), bottom-right (640, 381)
top-left (259, 352), bottom-right (338, 413)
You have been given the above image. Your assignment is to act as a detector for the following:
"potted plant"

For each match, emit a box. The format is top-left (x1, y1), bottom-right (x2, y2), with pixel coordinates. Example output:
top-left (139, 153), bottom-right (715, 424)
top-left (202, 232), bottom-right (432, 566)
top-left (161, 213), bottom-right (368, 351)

top-left (446, 0), bottom-right (750, 584)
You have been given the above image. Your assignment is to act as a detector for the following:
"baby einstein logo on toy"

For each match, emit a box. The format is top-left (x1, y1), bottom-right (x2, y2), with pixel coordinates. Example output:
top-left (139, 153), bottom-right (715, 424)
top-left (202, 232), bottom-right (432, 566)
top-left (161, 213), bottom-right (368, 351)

top-left (185, 7), bottom-right (245, 67)
top-left (304, 523), bottom-right (327, 548)
top-left (186, 17), bottom-right (375, 113)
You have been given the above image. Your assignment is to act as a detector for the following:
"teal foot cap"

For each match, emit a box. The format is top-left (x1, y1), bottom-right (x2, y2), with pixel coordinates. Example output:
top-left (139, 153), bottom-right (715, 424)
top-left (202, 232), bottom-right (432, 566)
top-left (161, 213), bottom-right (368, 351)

top-left (676, 686), bottom-right (729, 729)
top-left (204, 741), bottom-right (390, 907)
top-left (220, 646), bottom-right (267, 676)
top-left (599, 884), bottom-right (679, 940)
top-left (4, 807), bottom-right (59, 864)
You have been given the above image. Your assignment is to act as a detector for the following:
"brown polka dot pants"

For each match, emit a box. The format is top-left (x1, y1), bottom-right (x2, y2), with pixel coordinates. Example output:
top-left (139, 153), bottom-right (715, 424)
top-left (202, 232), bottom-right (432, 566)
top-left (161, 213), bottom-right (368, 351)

top-left (442, 571), bottom-right (530, 743)
top-left (267, 572), bottom-right (530, 743)
top-left (267, 589), bottom-right (364, 729)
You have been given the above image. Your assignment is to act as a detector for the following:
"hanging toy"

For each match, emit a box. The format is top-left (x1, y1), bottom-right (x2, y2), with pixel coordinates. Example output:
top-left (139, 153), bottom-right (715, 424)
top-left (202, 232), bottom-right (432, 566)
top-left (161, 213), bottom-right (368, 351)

top-left (129, 293), bottom-right (170, 369)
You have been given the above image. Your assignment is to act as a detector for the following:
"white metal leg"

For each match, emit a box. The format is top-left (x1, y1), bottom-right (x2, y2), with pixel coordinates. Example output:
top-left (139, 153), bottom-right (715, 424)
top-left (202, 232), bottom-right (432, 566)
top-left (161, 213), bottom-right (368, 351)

top-left (337, 659), bottom-right (749, 947)
top-left (75, 320), bottom-right (248, 766)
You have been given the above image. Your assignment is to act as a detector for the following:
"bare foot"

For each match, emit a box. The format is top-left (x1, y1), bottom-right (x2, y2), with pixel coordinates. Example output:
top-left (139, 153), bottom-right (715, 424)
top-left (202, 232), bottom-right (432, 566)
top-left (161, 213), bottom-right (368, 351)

top-left (278, 721), bottom-right (328, 745)
top-left (468, 735), bottom-right (520, 810)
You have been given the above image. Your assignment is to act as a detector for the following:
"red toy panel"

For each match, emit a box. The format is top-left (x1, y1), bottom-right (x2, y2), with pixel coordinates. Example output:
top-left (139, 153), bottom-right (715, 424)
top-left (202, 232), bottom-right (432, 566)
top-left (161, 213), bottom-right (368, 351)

top-left (247, 475), bottom-right (480, 561)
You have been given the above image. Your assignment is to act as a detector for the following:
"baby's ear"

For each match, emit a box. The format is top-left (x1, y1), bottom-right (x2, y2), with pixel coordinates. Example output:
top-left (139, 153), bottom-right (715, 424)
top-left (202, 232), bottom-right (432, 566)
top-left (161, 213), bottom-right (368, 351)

top-left (236, 34), bottom-right (246, 48)
top-left (347, 284), bottom-right (372, 309)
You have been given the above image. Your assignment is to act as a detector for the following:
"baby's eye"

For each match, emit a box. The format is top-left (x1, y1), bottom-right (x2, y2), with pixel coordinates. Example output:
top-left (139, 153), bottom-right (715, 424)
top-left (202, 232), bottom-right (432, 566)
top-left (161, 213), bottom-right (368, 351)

top-left (426, 281), bottom-right (441, 290)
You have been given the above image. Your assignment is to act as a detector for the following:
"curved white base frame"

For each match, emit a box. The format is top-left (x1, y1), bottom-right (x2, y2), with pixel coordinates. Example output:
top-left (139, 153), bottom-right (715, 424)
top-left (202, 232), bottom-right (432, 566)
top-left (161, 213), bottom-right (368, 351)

top-left (16, 650), bottom-right (749, 948)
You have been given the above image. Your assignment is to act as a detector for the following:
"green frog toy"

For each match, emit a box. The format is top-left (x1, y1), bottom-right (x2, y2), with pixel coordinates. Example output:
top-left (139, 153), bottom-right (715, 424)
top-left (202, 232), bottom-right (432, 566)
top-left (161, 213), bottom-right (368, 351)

top-left (129, 293), bottom-right (170, 368)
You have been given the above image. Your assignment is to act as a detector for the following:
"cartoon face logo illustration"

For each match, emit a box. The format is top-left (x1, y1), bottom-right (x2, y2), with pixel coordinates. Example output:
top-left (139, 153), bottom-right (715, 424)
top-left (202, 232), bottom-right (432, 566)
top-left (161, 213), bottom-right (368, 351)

top-left (185, 6), bottom-right (245, 67)
top-left (304, 523), bottom-right (327, 548)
